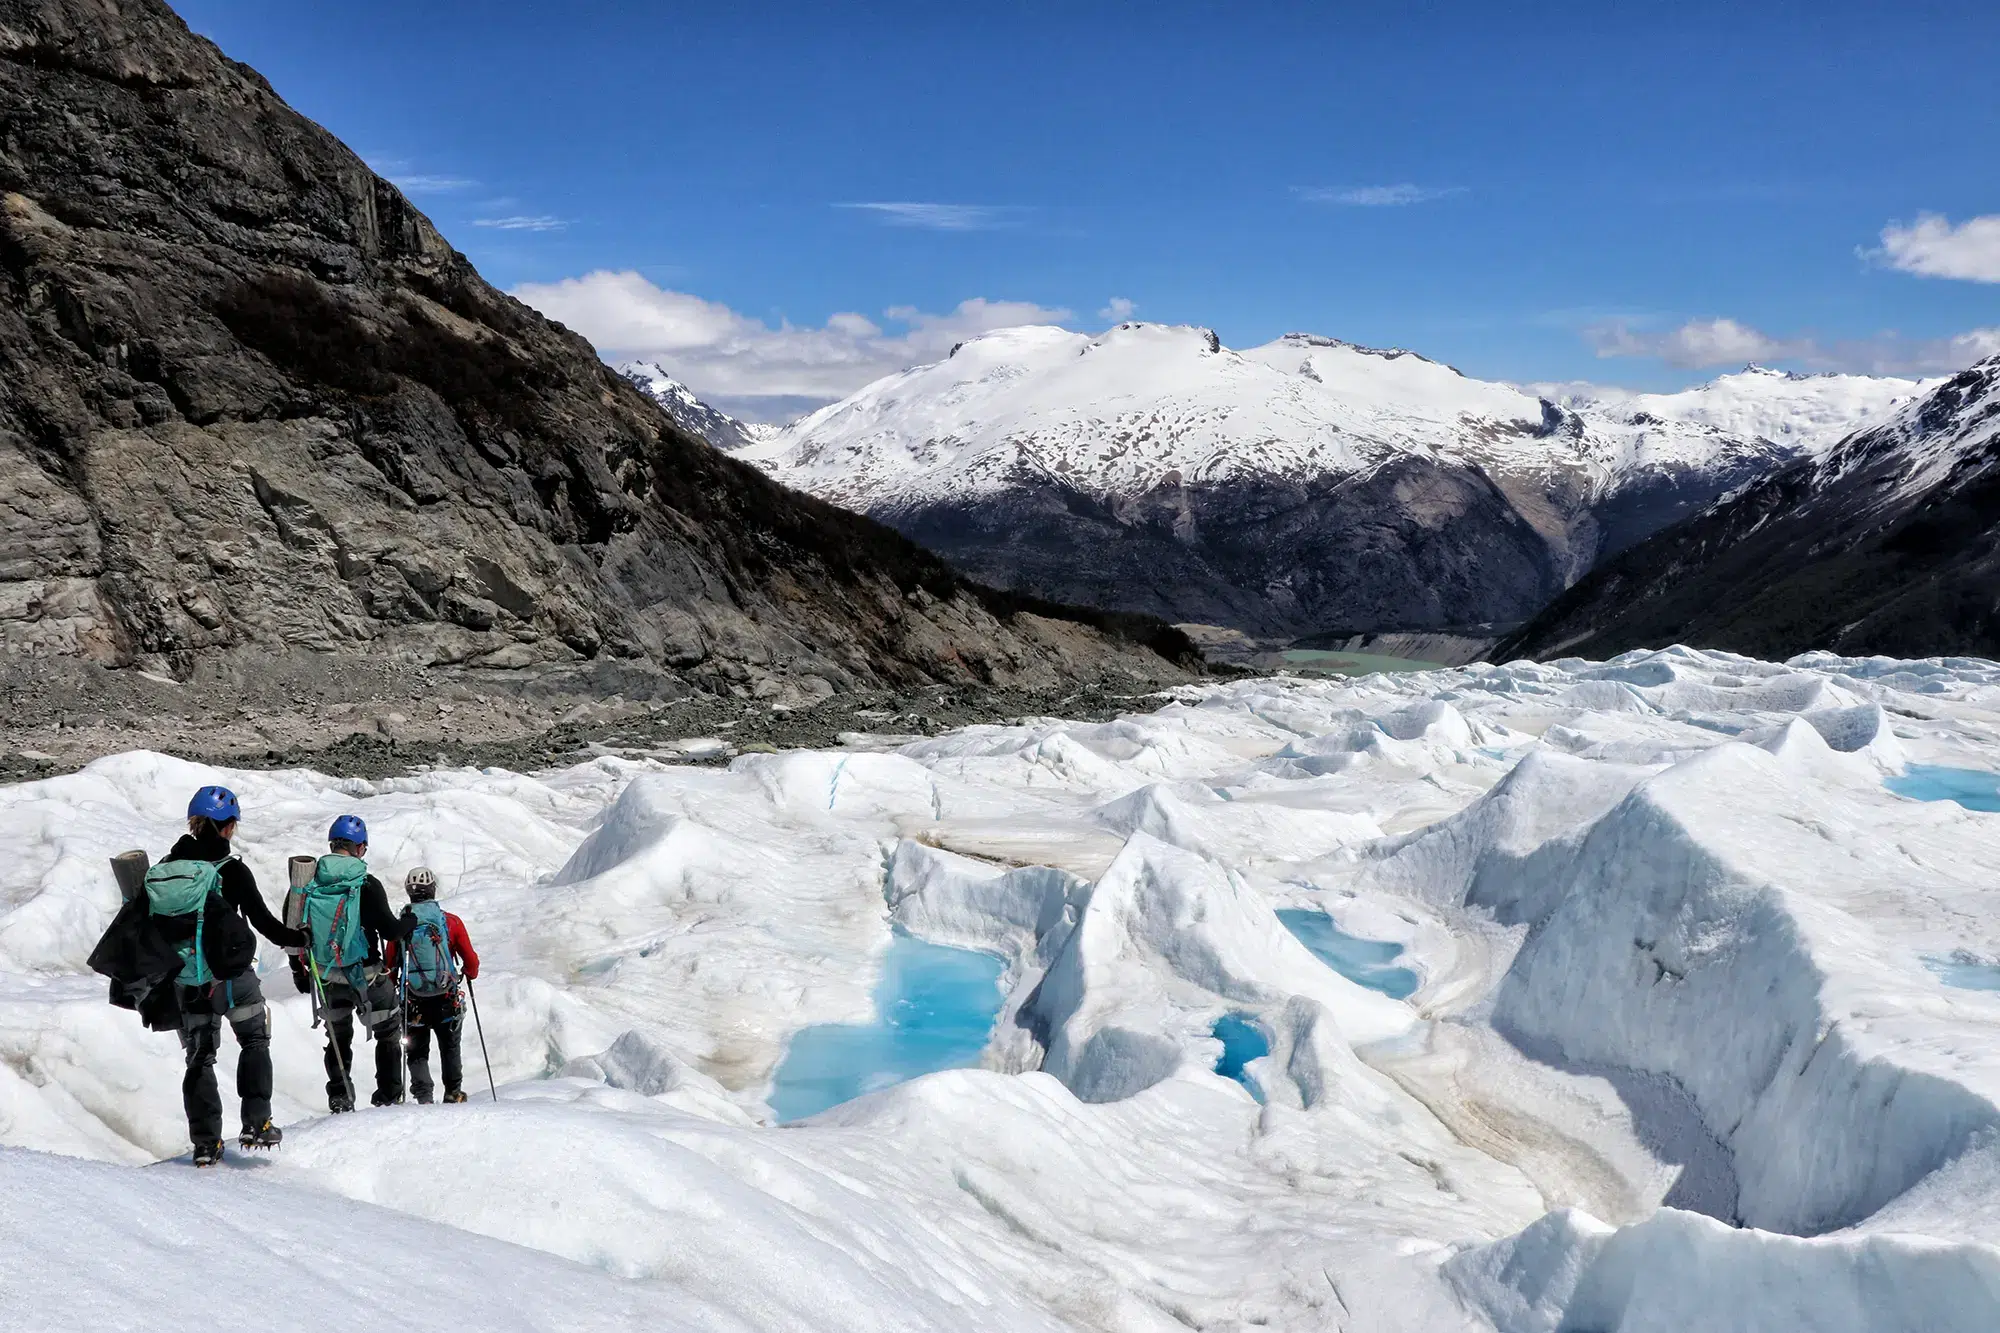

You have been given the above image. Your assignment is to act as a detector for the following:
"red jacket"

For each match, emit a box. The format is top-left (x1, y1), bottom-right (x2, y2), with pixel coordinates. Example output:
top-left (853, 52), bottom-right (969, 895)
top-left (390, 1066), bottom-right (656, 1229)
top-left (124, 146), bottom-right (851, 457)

top-left (386, 909), bottom-right (479, 980)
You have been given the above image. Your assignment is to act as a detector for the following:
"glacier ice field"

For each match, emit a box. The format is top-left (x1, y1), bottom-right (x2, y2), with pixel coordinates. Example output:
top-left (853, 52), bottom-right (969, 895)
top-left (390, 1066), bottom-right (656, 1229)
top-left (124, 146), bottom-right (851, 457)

top-left (6, 646), bottom-right (2000, 1329)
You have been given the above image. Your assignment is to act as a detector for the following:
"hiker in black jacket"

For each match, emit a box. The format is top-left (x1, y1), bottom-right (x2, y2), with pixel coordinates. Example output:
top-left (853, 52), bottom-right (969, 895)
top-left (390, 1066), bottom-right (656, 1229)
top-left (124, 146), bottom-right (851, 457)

top-left (163, 785), bottom-right (304, 1164)
top-left (291, 814), bottom-right (412, 1110)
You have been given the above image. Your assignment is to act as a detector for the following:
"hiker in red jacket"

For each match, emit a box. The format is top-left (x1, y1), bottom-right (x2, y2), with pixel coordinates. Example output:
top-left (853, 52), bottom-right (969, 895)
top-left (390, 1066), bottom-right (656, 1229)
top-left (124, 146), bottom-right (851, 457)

top-left (389, 867), bottom-right (480, 1104)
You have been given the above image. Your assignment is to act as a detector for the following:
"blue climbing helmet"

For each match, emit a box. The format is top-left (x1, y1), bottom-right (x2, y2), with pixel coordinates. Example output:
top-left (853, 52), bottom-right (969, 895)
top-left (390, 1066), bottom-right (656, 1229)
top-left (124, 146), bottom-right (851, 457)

top-left (328, 814), bottom-right (368, 846)
top-left (187, 785), bottom-right (240, 823)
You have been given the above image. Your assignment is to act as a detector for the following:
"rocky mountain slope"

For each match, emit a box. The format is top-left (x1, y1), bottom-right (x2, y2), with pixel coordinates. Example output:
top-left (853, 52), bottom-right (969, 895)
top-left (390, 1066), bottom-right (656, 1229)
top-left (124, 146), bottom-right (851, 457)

top-left (1498, 354), bottom-right (2000, 662)
top-left (736, 323), bottom-right (1922, 638)
top-left (0, 0), bottom-right (1192, 763)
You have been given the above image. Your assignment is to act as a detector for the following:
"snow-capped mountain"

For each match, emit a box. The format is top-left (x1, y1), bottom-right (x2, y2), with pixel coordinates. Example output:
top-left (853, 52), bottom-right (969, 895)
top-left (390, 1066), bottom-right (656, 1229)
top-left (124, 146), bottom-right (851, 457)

top-left (618, 360), bottom-right (767, 453)
top-left (1504, 353), bottom-right (2000, 661)
top-left (745, 323), bottom-right (1926, 637)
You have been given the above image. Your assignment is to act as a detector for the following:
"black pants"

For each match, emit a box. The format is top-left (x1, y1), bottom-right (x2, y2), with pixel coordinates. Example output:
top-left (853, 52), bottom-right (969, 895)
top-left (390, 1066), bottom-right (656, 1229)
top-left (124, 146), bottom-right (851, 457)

top-left (406, 990), bottom-right (464, 1101)
top-left (178, 970), bottom-right (270, 1145)
top-left (317, 970), bottom-right (403, 1107)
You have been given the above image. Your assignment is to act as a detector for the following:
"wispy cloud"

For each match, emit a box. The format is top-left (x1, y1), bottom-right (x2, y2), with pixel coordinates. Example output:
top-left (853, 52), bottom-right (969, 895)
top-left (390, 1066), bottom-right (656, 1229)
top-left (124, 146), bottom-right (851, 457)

top-left (392, 174), bottom-right (477, 195)
top-left (365, 158), bottom-right (478, 196)
top-left (1100, 297), bottom-right (1137, 321)
top-left (1297, 184), bottom-right (1465, 207)
top-left (837, 202), bottom-right (1022, 231)
top-left (1871, 213), bottom-right (2000, 283)
top-left (512, 270), bottom-right (1070, 421)
top-left (473, 215), bottom-right (568, 232)
top-left (1585, 315), bottom-right (2000, 376)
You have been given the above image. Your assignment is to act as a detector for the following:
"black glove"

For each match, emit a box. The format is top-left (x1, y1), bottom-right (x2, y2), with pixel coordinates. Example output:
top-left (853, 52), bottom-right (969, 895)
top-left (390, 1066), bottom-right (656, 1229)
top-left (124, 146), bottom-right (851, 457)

top-left (289, 955), bottom-right (310, 995)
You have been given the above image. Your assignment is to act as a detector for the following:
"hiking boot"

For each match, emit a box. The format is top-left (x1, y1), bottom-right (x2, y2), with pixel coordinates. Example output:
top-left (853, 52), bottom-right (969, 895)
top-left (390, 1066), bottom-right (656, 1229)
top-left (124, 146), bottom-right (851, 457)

top-left (329, 1095), bottom-right (355, 1114)
top-left (414, 1092), bottom-right (433, 1105)
top-left (370, 1089), bottom-right (403, 1108)
top-left (443, 1089), bottom-right (468, 1104)
top-left (192, 1139), bottom-right (224, 1167)
top-left (238, 1119), bottom-right (282, 1150)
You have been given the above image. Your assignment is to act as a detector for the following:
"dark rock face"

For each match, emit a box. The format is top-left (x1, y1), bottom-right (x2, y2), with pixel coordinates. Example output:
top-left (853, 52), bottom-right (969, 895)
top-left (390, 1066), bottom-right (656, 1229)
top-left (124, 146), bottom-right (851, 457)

top-left (890, 460), bottom-right (1602, 638)
top-left (0, 0), bottom-right (1188, 699)
top-left (1499, 358), bottom-right (2000, 662)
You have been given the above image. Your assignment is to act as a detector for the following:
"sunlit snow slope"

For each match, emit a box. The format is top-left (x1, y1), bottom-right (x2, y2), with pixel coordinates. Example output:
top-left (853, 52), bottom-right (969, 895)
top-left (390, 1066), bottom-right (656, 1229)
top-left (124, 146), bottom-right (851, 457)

top-left (733, 325), bottom-right (1927, 636)
top-left (6, 647), bottom-right (2000, 1330)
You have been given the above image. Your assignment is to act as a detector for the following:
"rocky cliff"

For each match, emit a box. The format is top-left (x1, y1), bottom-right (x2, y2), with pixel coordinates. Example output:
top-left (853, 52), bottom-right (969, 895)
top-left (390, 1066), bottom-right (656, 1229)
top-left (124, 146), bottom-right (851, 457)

top-left (0, 0), bottom-right (1191, 754)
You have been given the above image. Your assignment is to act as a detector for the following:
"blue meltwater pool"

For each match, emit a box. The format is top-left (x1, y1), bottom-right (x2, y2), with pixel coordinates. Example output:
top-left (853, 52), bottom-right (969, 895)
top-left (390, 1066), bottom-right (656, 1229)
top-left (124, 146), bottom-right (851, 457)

top-left (1925, 956), bottom-right (2000, 991)
top-left (1210, 1013), bottom-right (1271, 1101)
top-left (1886, 765), bottom-right (2000, 813)
top-left (768, 930), bottom-right (1006, 1123)
top-left (1276, 908), bottom-right (1421, 999)
top-left (1887, 767), bottom-right (2000, 991)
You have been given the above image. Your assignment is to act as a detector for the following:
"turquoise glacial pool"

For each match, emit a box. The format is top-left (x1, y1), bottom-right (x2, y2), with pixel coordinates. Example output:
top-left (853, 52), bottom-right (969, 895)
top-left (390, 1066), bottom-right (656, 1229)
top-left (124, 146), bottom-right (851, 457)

top-left (1887, 765), bottom-right (2000, 813)
top-left (1277, 908), bottom-right (1421, 999)
top-left (1211, 1012), bottom-right (1270, 1101)
top-left (769, 931), bottom-right (1006, 1123)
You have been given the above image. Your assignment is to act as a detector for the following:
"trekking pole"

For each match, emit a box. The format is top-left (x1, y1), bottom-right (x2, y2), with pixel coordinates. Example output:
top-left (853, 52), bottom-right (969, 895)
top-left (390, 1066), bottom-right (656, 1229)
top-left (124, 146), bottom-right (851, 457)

top-left (396, 943), bottom-right (413, 1106)
top-left (465, 977), bottom-right (498, 1103)
top-left (307, 954), bottom-right (352, 1105)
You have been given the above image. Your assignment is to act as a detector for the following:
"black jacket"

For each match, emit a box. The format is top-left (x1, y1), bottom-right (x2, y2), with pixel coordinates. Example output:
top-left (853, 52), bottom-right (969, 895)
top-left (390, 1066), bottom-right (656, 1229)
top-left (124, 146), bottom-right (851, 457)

top-left (161, 831), bottom-right (303, 949)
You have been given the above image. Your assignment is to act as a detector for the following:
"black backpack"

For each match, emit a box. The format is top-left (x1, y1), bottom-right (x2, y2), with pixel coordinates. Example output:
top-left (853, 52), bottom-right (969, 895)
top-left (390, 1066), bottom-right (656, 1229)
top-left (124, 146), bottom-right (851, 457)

top-left (88, 895), bottom-right (186, 1031)
top-left (88, 868), bottom-right (257, 1031)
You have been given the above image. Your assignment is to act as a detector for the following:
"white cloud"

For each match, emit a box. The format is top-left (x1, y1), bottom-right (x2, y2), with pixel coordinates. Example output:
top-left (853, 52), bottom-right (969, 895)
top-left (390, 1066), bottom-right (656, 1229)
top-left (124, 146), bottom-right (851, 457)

top-left (512, 270), bottom-right (1071, 420)
top-left (1100, 297), bottom-right (1137, 321)
top-left (473, 215), bottom-right (567, 232)
top-left (1585, 316), bottom-right (2000, 376)
top-left (1298, 184), bottom-right (1463, 207)
top-left (1874, 213), bottom-right (2000, 283)
top-left (837, 202), bottom-right (1020, 231)
top-left (392, 174), bottom-right (477, 195)
top-left (1586, 317), bottom-right (1800, 367)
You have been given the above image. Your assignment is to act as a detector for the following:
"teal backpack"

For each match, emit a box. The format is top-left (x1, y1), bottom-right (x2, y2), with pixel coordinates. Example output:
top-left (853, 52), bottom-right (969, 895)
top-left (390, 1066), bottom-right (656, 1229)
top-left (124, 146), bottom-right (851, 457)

top-left (144, 858), bottom-right (229, 987)
top-left (402, 901), bottom-right (456, 997)
top-left (302, 854), bottom-right (370, 985)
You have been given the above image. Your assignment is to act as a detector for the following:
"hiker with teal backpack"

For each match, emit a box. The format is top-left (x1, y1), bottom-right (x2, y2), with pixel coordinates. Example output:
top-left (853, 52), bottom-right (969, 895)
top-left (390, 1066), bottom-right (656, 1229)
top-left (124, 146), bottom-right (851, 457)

top-left (111, 786), bottom-right (304, 1165)
top-left (289, 815), bottom-right (411, 1111)
top-left (389, 867), bottom-right (482, 1104)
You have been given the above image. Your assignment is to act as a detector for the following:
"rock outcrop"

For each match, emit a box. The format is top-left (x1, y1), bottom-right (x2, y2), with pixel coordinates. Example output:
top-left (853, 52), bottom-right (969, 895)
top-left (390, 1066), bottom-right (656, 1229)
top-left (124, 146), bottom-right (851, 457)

top-left (0, 0), bottom-right (1191, 721)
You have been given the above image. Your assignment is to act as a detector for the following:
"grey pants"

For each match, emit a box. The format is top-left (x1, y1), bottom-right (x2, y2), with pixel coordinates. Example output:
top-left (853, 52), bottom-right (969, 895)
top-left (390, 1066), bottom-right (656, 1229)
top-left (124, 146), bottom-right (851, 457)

top-left (179, 969), bottom-right (270, 1144)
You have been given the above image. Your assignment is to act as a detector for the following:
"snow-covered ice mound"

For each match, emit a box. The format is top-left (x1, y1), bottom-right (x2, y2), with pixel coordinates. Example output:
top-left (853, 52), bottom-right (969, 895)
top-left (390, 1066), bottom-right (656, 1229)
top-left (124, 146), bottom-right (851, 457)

top-left (5, 644), bottom-right (2000, 1329)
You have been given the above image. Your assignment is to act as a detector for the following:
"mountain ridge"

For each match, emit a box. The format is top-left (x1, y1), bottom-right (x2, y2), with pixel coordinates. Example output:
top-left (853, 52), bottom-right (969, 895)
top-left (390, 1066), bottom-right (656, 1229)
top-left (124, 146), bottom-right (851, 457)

top-left (617, 360), bottom-right (765, 454)
top-left (685, 320), bottom-right (1925, 638)
top-left (1498, 354), bottom-right (2000, 661)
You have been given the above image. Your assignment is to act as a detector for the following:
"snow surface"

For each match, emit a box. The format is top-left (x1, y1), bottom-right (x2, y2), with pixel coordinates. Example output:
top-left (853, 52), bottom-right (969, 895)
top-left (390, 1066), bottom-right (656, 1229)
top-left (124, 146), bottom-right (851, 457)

top-left (6, 646), bottom-right (2000, 1329)
top-left (747, 324), bottom-right (1927, 510)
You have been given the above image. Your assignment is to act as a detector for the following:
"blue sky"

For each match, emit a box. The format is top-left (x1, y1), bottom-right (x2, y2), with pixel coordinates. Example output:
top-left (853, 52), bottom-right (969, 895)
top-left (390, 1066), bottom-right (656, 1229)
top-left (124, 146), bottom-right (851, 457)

top-left (179, 0), bottom-right (1999, 418)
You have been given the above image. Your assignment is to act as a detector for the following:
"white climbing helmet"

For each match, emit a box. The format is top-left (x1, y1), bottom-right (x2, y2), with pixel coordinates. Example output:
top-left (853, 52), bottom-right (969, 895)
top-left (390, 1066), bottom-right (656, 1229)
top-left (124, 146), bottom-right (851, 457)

top-left (404, 866), bottom-right (439, 901)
